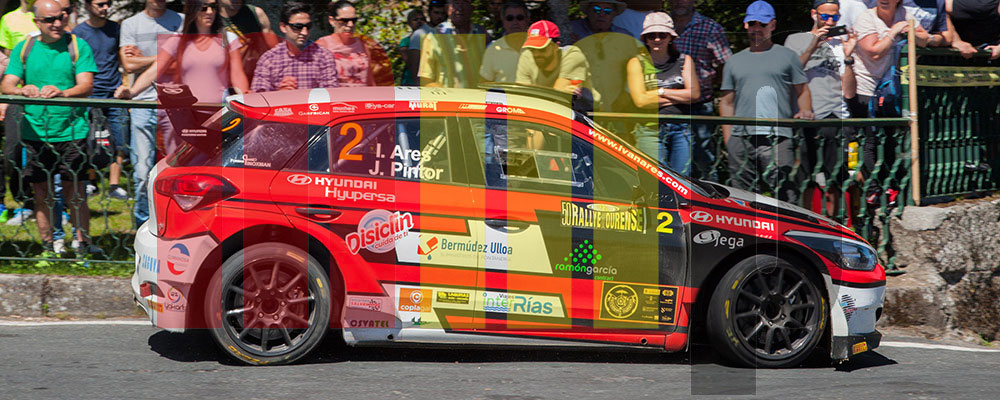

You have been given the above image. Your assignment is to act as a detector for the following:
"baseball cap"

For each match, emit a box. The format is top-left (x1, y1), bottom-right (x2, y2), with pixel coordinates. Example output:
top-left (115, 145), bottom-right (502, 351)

top-left (523, 20), bottom-right (560, 49)
top-left (641, 12), bottom-right (678, 37)
top-left (744, 0), bottom-right (776, 24)
top-left (812, 0), bottom-right (840, 8)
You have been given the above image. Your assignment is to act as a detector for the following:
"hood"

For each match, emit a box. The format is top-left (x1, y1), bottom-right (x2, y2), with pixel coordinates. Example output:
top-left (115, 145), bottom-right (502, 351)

top-left (711, 183), bottom-right (857, 238)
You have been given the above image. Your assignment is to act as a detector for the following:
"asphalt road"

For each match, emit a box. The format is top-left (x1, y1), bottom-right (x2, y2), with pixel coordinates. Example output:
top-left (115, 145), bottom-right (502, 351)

top-left (1, 321), bottom-right (999, 399)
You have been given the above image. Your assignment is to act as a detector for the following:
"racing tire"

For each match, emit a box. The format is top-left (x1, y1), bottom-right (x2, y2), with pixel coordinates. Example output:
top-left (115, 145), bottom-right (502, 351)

top-left (706, 255), bottom-right (827, 368)
top-left (205, 243), bottom-right (332, 365)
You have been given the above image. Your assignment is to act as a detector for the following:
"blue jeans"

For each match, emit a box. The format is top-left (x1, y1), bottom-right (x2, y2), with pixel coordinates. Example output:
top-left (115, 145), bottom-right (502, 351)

top-left (90, 90), bottom-right (128, 152)
top-left (635, 122), bottom-right (692, 175)
top-left (129, 108), bottom-right (157, 228)
top-left (52, 174), bottom-right (66, 241)
top-left (689, 102), bottom-right (718, 181)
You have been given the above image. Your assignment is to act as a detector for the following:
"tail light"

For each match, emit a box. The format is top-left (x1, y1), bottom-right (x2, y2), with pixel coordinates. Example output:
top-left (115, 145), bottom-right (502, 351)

top-left (155, 174), bottom-right (239, 212)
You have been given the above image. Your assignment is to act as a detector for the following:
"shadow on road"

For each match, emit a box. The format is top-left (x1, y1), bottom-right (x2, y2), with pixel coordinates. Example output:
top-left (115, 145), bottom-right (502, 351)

top-left (834, 351), bottom-right (898, 372)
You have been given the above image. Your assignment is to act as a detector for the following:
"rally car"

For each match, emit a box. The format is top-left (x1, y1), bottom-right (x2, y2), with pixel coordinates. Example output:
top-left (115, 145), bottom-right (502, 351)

top-left (132, 86), bottom-right (884, 367)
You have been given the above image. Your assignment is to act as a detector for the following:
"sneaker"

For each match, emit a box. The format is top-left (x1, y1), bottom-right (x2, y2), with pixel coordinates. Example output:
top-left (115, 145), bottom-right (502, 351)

top-left (86, 184), bottom-right (99, 198)
top-left (5, 208), bottom-right (34, 226)
top-left (71, 239), bottom-right (81, 251)
top-left (75, 242), bottom-right (104, 257)
top-left (886, 188), bottom-right (900, 208)
top-left (53, 238), bottom-right (66, 254)
top-left (108, 186), bottom-right (129, 200)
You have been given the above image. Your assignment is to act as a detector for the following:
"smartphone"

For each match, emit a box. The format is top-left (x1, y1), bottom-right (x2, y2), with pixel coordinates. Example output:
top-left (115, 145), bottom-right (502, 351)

top-left (826, 25), bottom-right (848, 37)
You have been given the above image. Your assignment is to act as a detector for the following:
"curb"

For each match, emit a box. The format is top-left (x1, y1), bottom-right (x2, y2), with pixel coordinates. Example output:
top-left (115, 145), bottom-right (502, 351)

top-left (0, 273), bottom-right (142, 318)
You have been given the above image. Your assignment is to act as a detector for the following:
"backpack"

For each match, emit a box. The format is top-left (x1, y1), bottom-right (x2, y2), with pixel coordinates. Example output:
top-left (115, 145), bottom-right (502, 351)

top-left (868, 42), bottom-right (903, 118)
top-left (20, 33), bottom-right (80, 73)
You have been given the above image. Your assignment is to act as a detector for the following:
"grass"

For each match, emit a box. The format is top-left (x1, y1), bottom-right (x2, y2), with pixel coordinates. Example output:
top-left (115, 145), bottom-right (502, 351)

top-left (1, 182), bottom-right (136, 278)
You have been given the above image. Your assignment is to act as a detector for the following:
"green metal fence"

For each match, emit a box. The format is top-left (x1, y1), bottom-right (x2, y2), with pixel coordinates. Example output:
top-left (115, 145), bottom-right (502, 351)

top-left (902, 47), bottom-right (1000, 201)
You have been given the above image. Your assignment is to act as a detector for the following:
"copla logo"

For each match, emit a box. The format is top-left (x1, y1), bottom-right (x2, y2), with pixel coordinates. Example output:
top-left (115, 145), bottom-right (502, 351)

top-left (553, 240), bottom-right (617, 280)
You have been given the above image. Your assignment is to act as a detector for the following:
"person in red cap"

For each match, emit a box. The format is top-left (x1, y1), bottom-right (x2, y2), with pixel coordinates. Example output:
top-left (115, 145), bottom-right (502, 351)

top-left (515, 20), bottom-right (598, 109)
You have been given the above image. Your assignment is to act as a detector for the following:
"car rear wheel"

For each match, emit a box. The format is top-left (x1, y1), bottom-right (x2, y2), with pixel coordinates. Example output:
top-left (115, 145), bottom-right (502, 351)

top-left (706, 255), bottom-right (827, 368)
top-left (205, 243), bottom-right (331, 365)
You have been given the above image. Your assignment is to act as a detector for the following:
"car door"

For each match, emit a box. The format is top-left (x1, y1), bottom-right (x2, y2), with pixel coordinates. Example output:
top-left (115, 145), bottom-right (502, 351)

top-left (272, 115), bottom-right (479, 330)
top-left (461, 116), bottom-right (684, 336)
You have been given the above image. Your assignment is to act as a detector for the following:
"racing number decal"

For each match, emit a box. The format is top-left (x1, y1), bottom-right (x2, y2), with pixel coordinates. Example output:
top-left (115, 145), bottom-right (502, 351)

top-left (222, 117), bottom-right (241, 132)
top-left (339, 123), bottom-right (363, 161)
top-left (656, 212), bottom-right (674, 234)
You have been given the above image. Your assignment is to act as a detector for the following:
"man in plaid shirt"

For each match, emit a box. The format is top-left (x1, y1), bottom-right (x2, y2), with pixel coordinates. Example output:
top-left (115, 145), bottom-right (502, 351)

top-left (669, 0), bottom-right (732, 181)
top-left (251, 2), bottom-right (338, 92)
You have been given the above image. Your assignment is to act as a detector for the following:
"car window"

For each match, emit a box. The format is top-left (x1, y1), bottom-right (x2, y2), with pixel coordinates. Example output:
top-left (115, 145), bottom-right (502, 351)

top-left (471, 118), bottom-right (637, 201)
top-left (291, 117), bottom-right (452, 183)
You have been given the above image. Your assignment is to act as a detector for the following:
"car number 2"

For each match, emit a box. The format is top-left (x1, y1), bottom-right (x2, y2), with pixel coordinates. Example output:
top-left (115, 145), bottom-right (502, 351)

top-left (656, 212), bottom-right (673, 234)
top-left (339, 123), bottom-right (363, 161)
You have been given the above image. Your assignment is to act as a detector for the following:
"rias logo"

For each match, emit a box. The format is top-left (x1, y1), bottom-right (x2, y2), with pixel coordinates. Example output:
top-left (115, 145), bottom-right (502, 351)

top-left (345, 209), bottom-right (414, 254)
top-left (604, 284), bottom-right (638, 319)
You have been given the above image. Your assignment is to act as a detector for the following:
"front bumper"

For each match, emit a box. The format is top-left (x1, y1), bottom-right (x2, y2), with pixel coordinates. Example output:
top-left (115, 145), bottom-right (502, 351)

top-left (131, 221), bottom-right (219, 333)
top-left (827, 281), bottom-right (886, 360)
top-left (832, 330), bottom-right (882, 360)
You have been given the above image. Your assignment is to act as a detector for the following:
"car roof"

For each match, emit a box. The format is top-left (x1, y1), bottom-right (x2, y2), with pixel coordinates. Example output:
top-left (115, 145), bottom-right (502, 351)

top-left (226, 87), bottom-right (575, 122)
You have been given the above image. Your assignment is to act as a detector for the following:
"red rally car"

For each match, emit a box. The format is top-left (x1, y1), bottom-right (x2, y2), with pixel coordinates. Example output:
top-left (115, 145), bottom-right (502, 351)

top-left (132, 86), bottom-right (885, 367)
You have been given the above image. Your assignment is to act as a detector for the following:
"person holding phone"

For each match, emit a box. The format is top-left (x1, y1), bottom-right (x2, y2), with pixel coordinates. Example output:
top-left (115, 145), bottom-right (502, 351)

top-left (784, 0), bottom-right (859, 216)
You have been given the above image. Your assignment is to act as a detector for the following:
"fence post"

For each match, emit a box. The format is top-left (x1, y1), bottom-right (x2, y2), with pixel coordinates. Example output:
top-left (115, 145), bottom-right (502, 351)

top-left (907, 19), bottom-right (921, 206)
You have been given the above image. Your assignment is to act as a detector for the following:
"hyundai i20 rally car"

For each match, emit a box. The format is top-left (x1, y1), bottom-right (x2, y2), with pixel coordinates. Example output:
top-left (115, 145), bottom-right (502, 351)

top-left (132, 86), bottom-right (884, 367)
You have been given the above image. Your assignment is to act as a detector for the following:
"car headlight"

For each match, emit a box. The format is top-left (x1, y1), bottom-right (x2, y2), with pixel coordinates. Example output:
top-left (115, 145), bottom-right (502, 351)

top-left (785, 231), bottom-right (878, 271)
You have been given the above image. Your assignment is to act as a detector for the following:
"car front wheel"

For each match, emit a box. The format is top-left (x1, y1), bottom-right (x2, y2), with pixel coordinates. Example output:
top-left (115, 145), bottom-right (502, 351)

top-left (205, 243), bottom-right (331, 365)
top-left (707, 255), bottom-right (827, 368)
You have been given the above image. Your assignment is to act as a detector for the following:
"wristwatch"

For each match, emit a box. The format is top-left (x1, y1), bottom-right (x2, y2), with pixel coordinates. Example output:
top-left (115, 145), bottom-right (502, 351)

top-left (658, 88), bottom-right (665, 96)
top-left (843, 56), bottom-right (855, 66)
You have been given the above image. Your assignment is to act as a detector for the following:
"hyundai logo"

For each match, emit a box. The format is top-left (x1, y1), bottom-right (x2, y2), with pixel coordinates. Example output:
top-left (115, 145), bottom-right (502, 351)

top-left (691, 211), bottom-right (712, 223)
top-left (286, 174), bottom-right (312, 185)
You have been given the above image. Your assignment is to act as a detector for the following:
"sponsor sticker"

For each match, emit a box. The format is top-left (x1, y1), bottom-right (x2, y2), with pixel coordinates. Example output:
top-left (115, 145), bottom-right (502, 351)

top-left (273, 107), bottom-right (293, 117)
top-left (146, 299), bottom-right (164, 313)
top-left (481, 291), bottom-right (561, 316)
top-left (314, 176), bottom-right (396, 203)
top-left (458, 104), bottom-right (487, 111)
top-left (165, 286), bottom-right (186, 312)
top-left (693, 230), bottom-right (745, 249)
top-left (599, 281), bottom-right (679, 325)
top-left (414, 234), bottom-right (513, 262)
top-left (347, 297), bottom-right (383, 312)
top-left (364, 102), bottom-right (394, 110)
top-left (166, 244), bottom-right (190, 275)
top-left (229, 154), bottom-right (272, 168)
top-left (345, 209), bottom-right (413, 254)
top-left (690, 211), bottom-right (712, 223)
top-left (436, 291), bottom-right (470, 304)
top-left (408, 100), bottom-right (437, 111)
top-left (689, 211), bottom-right (775, 232)
top-left (398, 288), bottom-right (432, 312)
top-left (348, 319), bottom-right (392, 328)
top-left (560, 201), bottom-right (645, 233)
top-left (138, 253), bottom-right (159, 273)
top-left (330, 102), bottom-right (357, 113)
top-left (287, 174), bottom-right (312, 185)
top-left (553, 239), bottom-right (617, 281)
top-left (852, 341), bottom-right (868, 355)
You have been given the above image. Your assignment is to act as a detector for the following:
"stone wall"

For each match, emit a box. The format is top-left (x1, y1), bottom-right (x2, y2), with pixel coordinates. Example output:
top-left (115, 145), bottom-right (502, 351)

top-left (885, 199), bottom-right (1000, 340)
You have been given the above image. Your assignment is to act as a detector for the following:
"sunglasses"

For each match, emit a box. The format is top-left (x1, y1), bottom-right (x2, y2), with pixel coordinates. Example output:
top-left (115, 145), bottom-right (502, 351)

top-left (336, 17), bottom-right (358, 24)
top-left (592, 5), bottom-right (614, 15)
top-left (36, 15), bottom-right (66, 24)
top-left (287, 22), bottom-right (313, 31)
top-left (199, 3), bottom-right (218, 12)
top-left (644, 32), bottom-right (670, 40)
top-left (818, 13), bottom-right (840, 22)
top-left (91, 1), bottom-right (110, 8)
top-left (505, 14), bottom-right (526, 22)
top-left (747, 21), bottom-right (768, 27)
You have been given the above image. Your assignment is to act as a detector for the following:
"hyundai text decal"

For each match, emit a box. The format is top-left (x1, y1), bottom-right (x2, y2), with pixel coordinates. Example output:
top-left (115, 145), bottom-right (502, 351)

top-left (689, 211), bottom-right (776, 232)
top-left (345, 209), bottom-right (414, 254)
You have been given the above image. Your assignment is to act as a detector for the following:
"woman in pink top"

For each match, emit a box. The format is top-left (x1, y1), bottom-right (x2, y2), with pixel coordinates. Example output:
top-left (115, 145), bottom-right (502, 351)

top-left (316, 0), bottom-right (391, 86)
top-left (123, 0), bottom-right (249, 102)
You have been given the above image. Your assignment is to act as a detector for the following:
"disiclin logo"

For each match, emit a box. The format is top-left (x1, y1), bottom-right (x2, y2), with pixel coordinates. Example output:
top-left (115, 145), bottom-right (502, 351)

top-left (690, 211), bottom-right (712, 223)
top-left (346, 209), bottom-right (414, 254)
top-left (166, 244), bottom-right (190, 275)
top-left (287, 174), bottom-right (312, 185)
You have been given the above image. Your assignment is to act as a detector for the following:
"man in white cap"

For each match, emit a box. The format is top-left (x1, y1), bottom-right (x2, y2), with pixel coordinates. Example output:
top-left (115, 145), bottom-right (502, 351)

top-left (568, 0), bottom-right (630, 44)
top-left (718, 0), bottom-right (812, 203)
top-left (516, 20), bottom-right (598, 110)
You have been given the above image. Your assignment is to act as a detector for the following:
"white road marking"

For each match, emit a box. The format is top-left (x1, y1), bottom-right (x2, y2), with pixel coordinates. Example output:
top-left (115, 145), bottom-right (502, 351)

top-left (0, 320), bottom-right (150, 327)
top-left (881, 341), bottom-right (1000, 353)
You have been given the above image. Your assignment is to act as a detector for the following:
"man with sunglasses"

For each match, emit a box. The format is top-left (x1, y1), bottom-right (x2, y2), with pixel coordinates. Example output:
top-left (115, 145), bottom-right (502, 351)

top-left (568, 0), bottom-right (629, 44)
top-left (251, 2), bottom-right (338, 92)
top-left (785, 0), bottom-right (859, 213)
top-left (2, 0), bottom-right (98, 255)
top-left (480, 1), bottom-right (529, 84)
top-left (118, 0), bottom-right (183, 229)
top-left (718, 0), bottom-right (812, 204)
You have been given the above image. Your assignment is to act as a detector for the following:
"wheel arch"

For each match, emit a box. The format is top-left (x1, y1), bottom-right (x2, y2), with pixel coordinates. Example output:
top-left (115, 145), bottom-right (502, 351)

top-left (185, 224), bottom-right (346, 329)
top-left (689, 241), bottom-right (830, 344)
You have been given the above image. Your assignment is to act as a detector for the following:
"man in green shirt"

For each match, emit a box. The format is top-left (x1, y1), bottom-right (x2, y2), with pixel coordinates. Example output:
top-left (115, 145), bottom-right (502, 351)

top-left (1, 0), bottom-right (97, 251)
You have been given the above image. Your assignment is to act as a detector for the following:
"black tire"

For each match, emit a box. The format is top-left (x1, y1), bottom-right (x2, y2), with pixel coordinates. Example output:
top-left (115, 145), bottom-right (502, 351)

top-left (706, 255), bottom-right (827, 368)
top-left (205, 243), bottom-right (332, 365)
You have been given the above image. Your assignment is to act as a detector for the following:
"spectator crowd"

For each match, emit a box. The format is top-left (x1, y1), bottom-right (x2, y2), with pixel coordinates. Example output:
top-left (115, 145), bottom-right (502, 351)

top-left (1, 0), bottom-right (999, 256)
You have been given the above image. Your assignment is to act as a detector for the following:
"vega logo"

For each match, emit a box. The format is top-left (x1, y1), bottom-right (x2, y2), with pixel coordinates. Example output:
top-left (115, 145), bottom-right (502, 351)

top-left (690, 211), bottom-right (712, 223)
top-left (345, 209), bottom-right (414, 254)
top-left (553, 240), bottom-right (617, 280)
top-left (693, 230), bottom-right (744, 249)
top-left (166, 244), bottom-right (190, 275)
